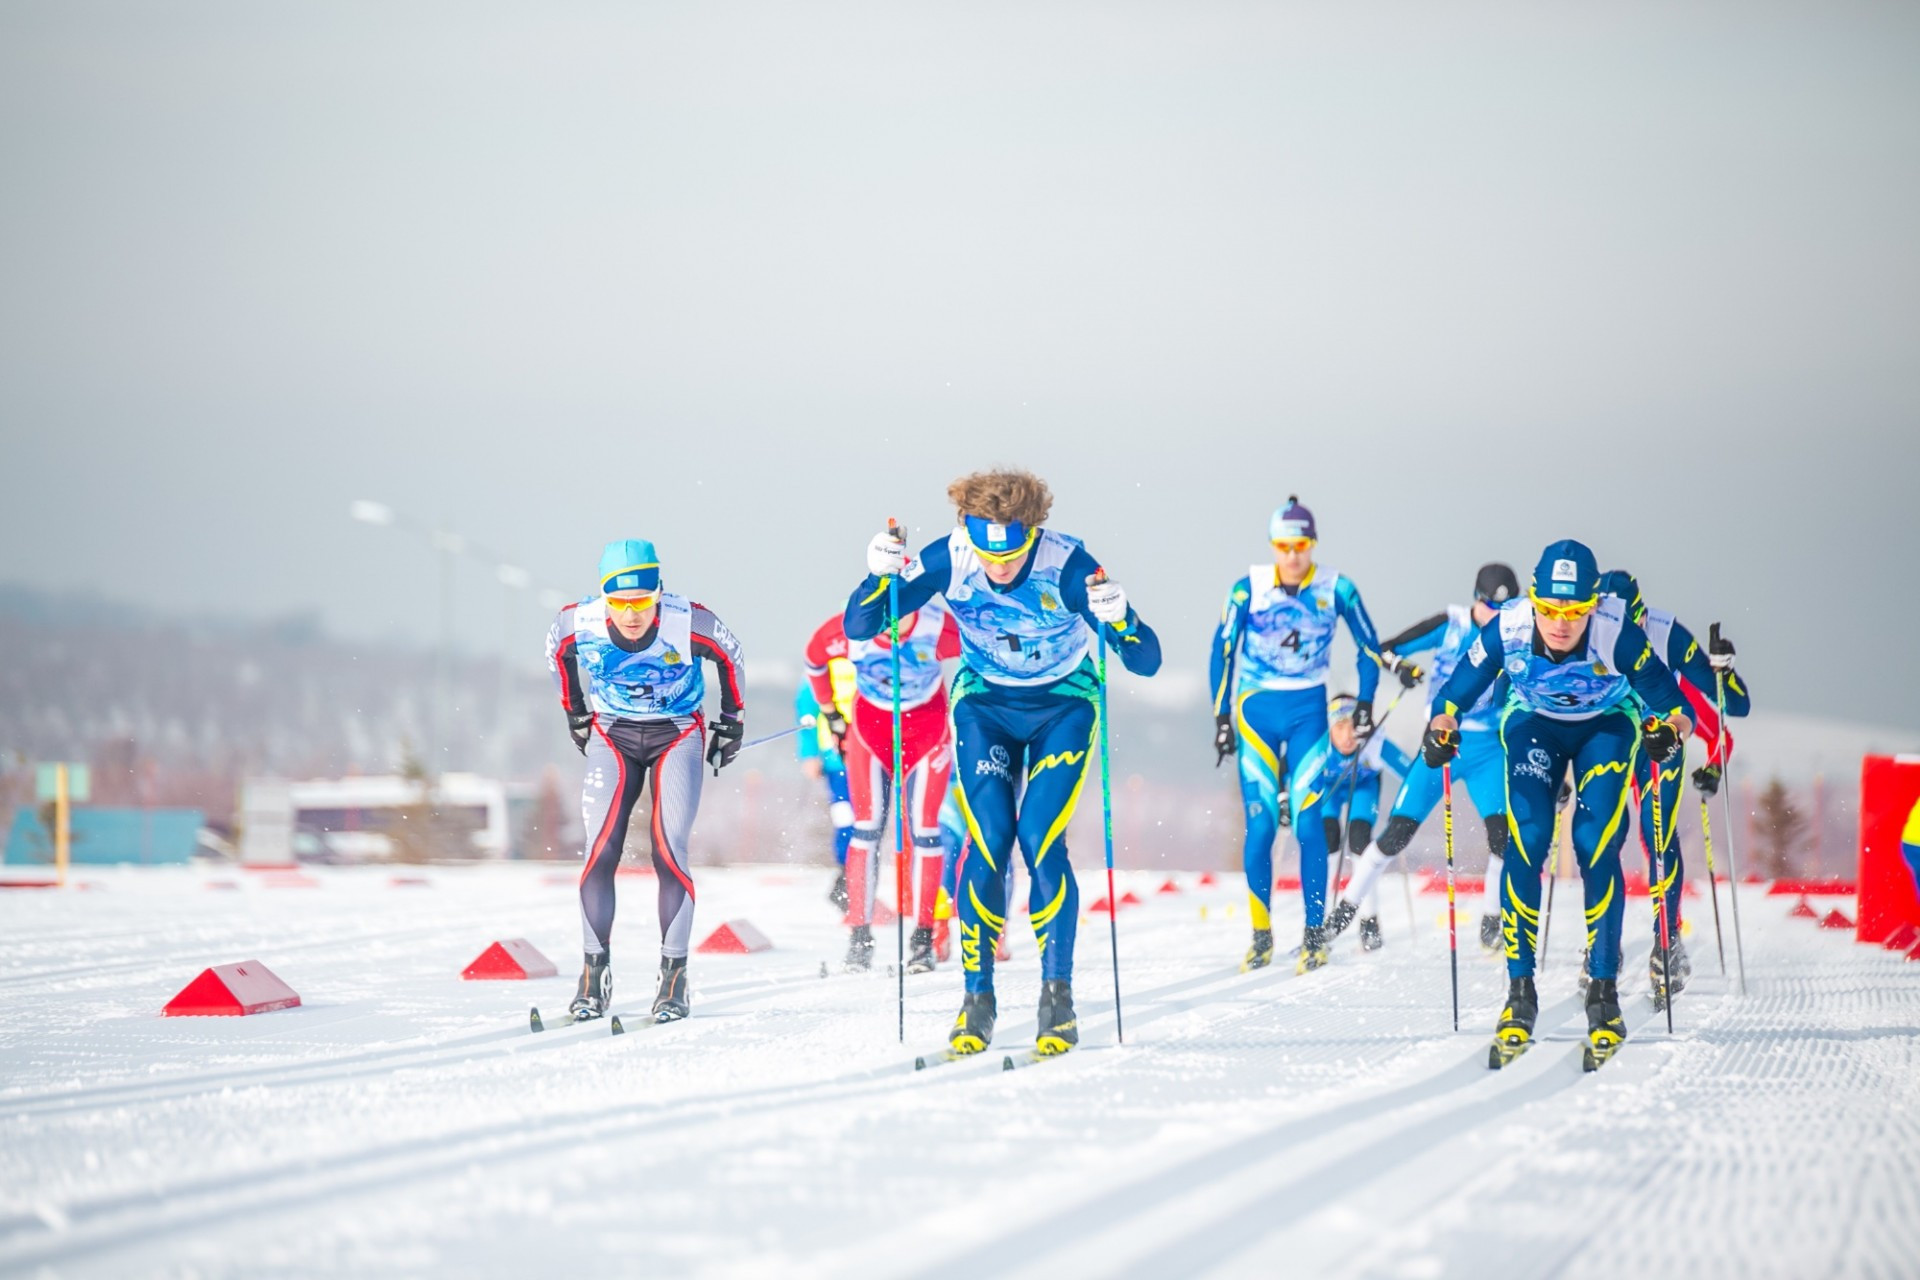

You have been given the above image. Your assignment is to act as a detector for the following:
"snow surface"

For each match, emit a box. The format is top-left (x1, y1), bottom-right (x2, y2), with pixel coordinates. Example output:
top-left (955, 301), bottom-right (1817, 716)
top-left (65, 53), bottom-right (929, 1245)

top-left (2, 865), bottom-right (1915, 1278)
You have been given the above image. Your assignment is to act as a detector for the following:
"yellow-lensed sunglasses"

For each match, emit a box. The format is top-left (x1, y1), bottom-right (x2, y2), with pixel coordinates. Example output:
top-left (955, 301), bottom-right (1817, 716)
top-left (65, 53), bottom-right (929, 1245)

top-left (971, 529), bottom-right (1038, 565)
top-left (1530, 589), bottom-right (1597, 621)
top-left (605, 593), bottom-right (659, 613)
top-left (1270, 538), bottom-right (1315, 555)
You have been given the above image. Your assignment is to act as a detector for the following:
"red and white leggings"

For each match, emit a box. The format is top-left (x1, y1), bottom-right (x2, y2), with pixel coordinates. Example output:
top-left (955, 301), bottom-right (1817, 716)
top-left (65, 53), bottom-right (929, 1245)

top-left (844, 693), bottom-right (953, 929)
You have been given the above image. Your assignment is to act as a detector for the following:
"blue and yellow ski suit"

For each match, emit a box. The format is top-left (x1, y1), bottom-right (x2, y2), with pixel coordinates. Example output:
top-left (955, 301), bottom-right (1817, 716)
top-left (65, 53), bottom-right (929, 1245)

top-left (1210, 562), bottom-right (1384, 930)
top-left (1434, 598), bottom-right (1686, 982)
top-left (846, 528), bottom-right (1160, 994)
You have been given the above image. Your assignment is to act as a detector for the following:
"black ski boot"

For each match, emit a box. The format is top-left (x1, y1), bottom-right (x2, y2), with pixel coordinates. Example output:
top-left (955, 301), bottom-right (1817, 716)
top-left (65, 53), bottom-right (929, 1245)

top-left (907, 926), bottom-right (937, 974)
top-left (844, 924), bottom-right (874, 973)
top-left (1488, 976), bottom-right (1538, 1069)
top-left (569, 954), bottom-right (612, 1021)
top-left (1242, 928), bottom-right (1275, 972)
top-left (1296, 925), bottom-right (1331, 974)
top-left (1582, 978), bottom-right (1626, 1071)
top-left (1326, 899), bottom-right (1359, 938)
top-left (651, 955), bottom-right (689, 1022)
top-left (1478, 913), bottom-right (1502, 952)
top-left (1359, 915), bottom-right (1384, 952)
top-left (1035, 979), bottom-right (1079, 1056)
top-left (828, 870), bottom-right (849, 912)
top-left (949, 989), bottom-right (997, 1054)
top-left (1649, 936), bottom-right (1692, 1009)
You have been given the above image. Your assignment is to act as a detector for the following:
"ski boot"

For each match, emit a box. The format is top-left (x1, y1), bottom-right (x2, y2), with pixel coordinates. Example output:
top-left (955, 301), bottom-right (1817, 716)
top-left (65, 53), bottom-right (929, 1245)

top-left (569, 954), bottom-right (612, 1021)
top-left (932, 916), bottom-right (951, 963)
top-left (651, 955), bottom-right (690, 1022)
top-left (907, 926), bottom-right (937, 974)
top-left (1296, 925), bottom-right (1331, 974)
top-left (1649, 936), bottom-right (1692, 1010)
top-left (1358, 915), bottom-right (1384, 953)
top-left (949, 989), bottom-right (997, 1054)
top-left (828, 870), bottom-right (849, 912)
top-left (1325, 899), bottom-right (1359, 938)
top-left (1478, 913), bottom-right (1501, 952)
top-left (1582, 978), bottom-right (1626, 1071)
top-left (1242, 928), bottom-right (1275, 972)
top-left (1488, 976), bottom-right (1538, 1069)
top-left (843, 924), bottom-right (874, 973)
top-left (1035, 979), bottom-right (1078, 1056)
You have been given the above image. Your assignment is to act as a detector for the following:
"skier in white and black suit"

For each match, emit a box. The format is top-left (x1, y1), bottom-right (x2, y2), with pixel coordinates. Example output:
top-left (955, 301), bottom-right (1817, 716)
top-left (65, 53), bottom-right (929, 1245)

top-left (545, 538), bottom-right (746, 1024)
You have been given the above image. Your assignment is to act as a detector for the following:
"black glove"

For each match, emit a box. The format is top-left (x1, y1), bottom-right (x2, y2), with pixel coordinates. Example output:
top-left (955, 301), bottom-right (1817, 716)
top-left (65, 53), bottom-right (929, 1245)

top-left (567, 711), bottom-right (594, 756)
top-left (1707, 622), bottom-right (1736, 675)
top-left (707, 716), bottom-right (745, 773)
top-left (1214, 715), bottom-right (1236, 767)
top-left (1277, 789), bottom-right (1292, 829)
top-left (1386, 655), bottom-right (1423, 690)
top-left (1692, 764), bottom-right (1722, 796)
top-left (821, 708), bottom-right (849, 748)
top-left (1421, 725), bottom-right (1459, 768)
top-left (1641, 716), bottom-right (1682, 764)
top-left (1557, 777), bottom-right (1574, 809)
top-left (1352, 701), bottom-right (1375, 741)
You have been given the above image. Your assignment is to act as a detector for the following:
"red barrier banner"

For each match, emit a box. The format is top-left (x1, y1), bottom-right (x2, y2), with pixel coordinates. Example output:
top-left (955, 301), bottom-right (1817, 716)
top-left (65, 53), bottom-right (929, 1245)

top-left (1857, 755), bottom-right (1920, 944)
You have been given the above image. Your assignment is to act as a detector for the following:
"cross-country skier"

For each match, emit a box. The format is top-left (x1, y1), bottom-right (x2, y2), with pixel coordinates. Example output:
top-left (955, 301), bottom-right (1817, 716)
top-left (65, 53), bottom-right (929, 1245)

top-left (1209, 496), bottom-right (1399, 973)
top-left (794, 680), bottom-right (856, 910)
top-left (845, 468), bottom-right (1161, 1056)
top-left (1326, 564), bottom-right (1522, 952)
top-left (1422, 539), bottom-right (1689, 1070)
top-left (805, 598), bottom-right (962, 974)
top-left (545, 539), bottom-right (746, 1023)
top-left (1597, 570), bottom-right (1752, 1006)
top-left (1300, 694), bottom-right (1413, 951)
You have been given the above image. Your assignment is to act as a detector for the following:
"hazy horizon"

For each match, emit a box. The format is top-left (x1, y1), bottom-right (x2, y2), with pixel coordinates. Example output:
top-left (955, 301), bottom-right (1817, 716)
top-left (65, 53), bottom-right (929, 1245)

top-left (4, 1), bottom-right (1916, 727)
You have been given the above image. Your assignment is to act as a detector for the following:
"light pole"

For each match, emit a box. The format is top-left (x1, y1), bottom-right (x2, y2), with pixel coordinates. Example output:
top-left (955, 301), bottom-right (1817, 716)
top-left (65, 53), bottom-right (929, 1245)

top-left (349, 501), bottom-right (562, 784)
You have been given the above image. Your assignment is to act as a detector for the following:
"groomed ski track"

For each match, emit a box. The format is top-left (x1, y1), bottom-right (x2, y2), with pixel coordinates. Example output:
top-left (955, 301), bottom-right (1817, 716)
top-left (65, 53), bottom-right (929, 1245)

top-left (1, 866), bottom-right (1914, 1278)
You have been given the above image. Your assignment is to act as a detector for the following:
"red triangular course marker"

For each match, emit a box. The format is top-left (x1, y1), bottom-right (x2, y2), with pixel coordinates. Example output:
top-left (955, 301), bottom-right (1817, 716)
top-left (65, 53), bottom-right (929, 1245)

top-left (462, 939), bottom-right (559, 980)
top-left (164, 961), bottom-right (302, 1016)
top-left (1819, 908), bottom-right (1854, 930)
top-left (1883, 923), bottom-right (1920, 951)
top-left (697, 920), bottom-right (773, 954)
top-left (1157, 879), bottom-right (1181, 895)
top-left (1198, 872), bottom-right (1217, 887)
top-left (1789, 897), bottom-right (1818, 919)
top-left (1120, 890), bottom-right (1143, 906)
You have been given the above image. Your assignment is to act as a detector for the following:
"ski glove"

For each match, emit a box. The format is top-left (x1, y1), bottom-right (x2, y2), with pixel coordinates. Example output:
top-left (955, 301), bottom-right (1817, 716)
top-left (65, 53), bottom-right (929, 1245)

top-left (1640, 716), bottom-right (1683, 764)
top-left (1421, 725), bottom-right (1460, 768)
top-left (821, 708), bottom-right (849, 748)
top-left (1708, 623), bottom-right (1737, 674)
top-left (1558, 777), bottom-right (1574, 809)
top-left (1277, 790), bottom-right (1292, 829)
top-left (707, 716), bottom-right (745, 774)
top-left (1086, 575), bottom-right (1128, 625)
top-left (867, 529), bottom-right (906, 578)
top-left (1692, 764), bottom-right (1722, 797)
top-left (1213, 714), bottom-right (1237, 766)
top-left (567, 711), bottom-right (594, 756)
top-left (1385, 655), bottom-right (1424, 689)
top-left (1351, 701), bottom-right (1375, 742)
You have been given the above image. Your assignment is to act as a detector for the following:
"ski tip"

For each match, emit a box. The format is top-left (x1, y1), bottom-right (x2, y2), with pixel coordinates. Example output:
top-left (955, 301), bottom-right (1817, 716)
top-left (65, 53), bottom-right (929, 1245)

top-left (914, 1056), bottom-right (929, 1071)
top-left (529, 1007), bottom-right (544, 1033)
top-left (819, 961), bottom-right (829, 979)
top-left (1001, 1055), bottom-right (1016, 1071)
top-left (610, 1015), bottom-right (625, 1036)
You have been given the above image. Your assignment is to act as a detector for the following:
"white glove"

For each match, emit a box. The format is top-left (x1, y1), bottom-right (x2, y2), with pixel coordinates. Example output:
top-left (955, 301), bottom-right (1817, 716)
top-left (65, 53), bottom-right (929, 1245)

top-left (867, 530), bottom-right (906, 578)
top-left (1087, 576), bottom-right (1128, 624)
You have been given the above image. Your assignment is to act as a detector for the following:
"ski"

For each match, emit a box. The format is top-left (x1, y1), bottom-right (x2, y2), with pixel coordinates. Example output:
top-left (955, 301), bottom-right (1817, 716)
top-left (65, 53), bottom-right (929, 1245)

top-left (1001, 1047), bottom-right (1072, 1071)
top-left (913, 1046), bottom-right (988, 1071)
top-left (1487, 1034), bottom-right (1532, 1070)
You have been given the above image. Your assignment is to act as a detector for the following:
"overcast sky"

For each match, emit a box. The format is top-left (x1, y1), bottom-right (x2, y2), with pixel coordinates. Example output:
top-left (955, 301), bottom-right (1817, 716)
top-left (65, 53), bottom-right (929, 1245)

top-left (3, 1), bottom-right (1916, 727)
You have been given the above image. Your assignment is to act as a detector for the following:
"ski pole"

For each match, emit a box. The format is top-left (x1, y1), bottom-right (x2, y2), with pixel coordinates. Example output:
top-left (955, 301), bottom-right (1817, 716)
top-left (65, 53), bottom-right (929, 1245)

top-left (889, 521), bottom-right (906, 1044)
top-left (1539, 804), bottom-right (1563, 974)
top-left (738, 725), bottom-right (805, 754)
top-left (1400, 847), bottom-right (1419, 940)
top-left (1711, 626), bottom-right (1749, 995)
top-left (1443, 760), bottom-right (1459, 1032)
top-left (1094, 572), bottom-right (1125, 1045)
top-left (1647, 746), bottom-right (1675, 1034)
top-left (1699, 794), bottom-right (1728, 976)
top-left (1327, 686), bottom-right (1409, 925)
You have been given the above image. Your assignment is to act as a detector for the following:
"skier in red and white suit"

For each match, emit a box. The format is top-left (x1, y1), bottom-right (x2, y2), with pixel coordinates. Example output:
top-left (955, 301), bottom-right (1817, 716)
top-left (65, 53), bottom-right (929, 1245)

top-left (805, 595), bottom-right (961, 974)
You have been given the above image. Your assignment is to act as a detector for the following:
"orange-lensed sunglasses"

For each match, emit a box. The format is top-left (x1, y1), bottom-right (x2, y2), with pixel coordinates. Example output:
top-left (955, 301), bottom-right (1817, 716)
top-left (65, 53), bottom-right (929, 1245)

top-left (605, 593), bottom-right (659, 613)
top-left (1530, 589), bottom-right (1597, 621)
